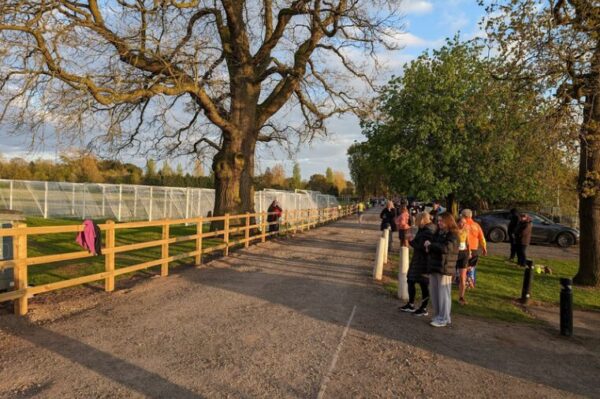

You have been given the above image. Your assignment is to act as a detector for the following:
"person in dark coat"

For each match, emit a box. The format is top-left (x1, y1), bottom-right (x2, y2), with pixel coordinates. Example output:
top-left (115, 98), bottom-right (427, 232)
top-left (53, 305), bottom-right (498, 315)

top-left (380, 200), bottom-right (397, 231)
top-left (380, 200), bottom-right (397, 250)
top-left (424, 212), bottom-right (459, 328)
top-left (514, 213), bottom-right (533, 266)
top-left (399, 212), bottom-right (437, 316)
top-left (267, 200), bottom-right (283, 233)
top-left (507, 208), bottom-right (520, 261)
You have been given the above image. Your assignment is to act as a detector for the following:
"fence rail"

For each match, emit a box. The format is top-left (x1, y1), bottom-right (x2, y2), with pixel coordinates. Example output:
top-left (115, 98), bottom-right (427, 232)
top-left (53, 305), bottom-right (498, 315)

top-left (0, 205), bottom-right (357, 315)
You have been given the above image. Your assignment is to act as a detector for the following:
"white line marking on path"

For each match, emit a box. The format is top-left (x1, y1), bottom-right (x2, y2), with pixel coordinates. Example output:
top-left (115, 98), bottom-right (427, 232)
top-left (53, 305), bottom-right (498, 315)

top-left (317, 305), bottom-right (357, 399)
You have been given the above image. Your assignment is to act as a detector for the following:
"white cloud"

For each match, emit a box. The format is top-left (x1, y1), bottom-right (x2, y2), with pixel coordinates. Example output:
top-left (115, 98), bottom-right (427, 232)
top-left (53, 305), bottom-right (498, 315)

top-left (400, 1), bottom-right (434, 15)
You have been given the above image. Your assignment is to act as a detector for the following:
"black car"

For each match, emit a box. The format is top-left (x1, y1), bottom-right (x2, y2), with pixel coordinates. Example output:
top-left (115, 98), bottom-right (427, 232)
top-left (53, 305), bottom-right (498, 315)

top-left (474, 210), bottom-right (579, 248)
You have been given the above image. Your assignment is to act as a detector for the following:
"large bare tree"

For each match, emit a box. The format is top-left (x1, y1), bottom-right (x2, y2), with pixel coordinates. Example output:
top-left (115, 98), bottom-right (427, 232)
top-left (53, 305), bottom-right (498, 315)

top-left (0, 0), bottom-right (403, 217)
top-left (484, 0), bottom-right (600, 286)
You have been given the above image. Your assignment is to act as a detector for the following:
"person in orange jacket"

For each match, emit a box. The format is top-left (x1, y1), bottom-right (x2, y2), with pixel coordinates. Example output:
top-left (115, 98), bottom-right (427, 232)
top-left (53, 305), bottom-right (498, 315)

top-left (460, 209), bottom-right (487, 287)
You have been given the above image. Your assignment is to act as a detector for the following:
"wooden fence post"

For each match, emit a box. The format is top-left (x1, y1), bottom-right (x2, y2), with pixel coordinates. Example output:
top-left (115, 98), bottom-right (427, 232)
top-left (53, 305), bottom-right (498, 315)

top-left (161, 222), bottom-right (169, 276)
top-left (12, 222), bottom-right (28, 315)
top-left (245, 213), bottom-right (250, 248)
top-left (195, 218), bottom-right (203, 265)
top-left (224, 213), bottom-right (230, 256)
top-left (105, 220), bottom-right (115, 292)
top-left (261, 212), bottom-right (267, 243)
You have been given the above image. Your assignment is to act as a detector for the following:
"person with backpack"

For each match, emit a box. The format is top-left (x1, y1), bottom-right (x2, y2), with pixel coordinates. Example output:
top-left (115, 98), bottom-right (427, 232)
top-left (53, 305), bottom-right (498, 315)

top-left (424, 212), bottom-right (459, 328)
top-left (514, 213), bottom-right (533, 266)
top-left (399, 212), bottom-right (437, 316)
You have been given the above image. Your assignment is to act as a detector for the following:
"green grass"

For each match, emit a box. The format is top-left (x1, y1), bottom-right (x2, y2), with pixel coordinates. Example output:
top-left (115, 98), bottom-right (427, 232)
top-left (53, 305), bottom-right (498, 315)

top-left (23, 216), bottom-right (229, 287)
top-left (383, 254), bottom-right (599, 324)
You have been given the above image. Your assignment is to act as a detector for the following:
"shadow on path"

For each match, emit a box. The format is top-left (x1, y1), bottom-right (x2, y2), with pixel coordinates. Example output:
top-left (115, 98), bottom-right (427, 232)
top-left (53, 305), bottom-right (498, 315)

top-left (1, 318), bottom-right (203, 399)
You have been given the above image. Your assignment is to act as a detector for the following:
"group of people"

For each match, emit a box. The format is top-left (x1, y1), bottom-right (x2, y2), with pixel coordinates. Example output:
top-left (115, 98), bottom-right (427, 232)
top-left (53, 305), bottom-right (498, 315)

top-left (379, 200), bottom-right (486, 328)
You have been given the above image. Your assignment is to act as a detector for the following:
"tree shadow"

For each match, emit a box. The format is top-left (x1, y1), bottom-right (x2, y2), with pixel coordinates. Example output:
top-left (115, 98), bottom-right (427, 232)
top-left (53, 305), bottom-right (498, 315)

top-left (183, 232), bottom-right (599, 397)
top-left (0, 318), bottom-right (204, 399)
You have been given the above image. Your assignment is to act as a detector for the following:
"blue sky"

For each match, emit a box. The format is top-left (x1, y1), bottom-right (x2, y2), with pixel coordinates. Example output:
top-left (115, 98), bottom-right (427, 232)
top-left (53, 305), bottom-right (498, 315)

top-left (0, 0), bottom-right (487, 181)
top-left (271, 0), bottom-right (488, 180)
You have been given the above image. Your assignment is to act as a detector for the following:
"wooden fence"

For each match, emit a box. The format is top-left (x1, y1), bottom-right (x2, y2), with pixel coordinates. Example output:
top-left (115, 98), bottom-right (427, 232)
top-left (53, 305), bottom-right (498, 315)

top-left (0, 205), bottom-right (357, 315)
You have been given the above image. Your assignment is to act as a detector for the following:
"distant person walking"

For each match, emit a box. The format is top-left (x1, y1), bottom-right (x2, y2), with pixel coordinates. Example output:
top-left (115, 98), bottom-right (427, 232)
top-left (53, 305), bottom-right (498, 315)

top-left (424, 212), bottom-right (459, 327)
top-left (514, 213), bottom-right (533, 266)
top-left (396, 204), bottom-right (411, 247)
top-left (380, 200), bottom-right (397, 249)
top-left (507, 208), bottom-right (520, 261)
top-left (267, 200), bottom-right (283, 233)
top-left (460, 209), bottom-right (487, 287)
top-left (400, 212), bottom-right (437, 316)
top-left (456, 217), bottom-right (470, 305)
top-left (357, 201), bottom-right (366, 223)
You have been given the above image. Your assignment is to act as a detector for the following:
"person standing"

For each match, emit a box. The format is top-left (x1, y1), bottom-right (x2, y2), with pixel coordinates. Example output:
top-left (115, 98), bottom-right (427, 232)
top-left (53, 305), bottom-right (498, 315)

top-left (396, 204), bottom-right (411, 247)
top-left (460, 209), bottom-right (487, 287)
top-left (456, 217), bottom-right (470, 305)
top-left (267, 200), bottom-right (283, 233)
top-left (514, 213), bottom-right (533, 266)
top-left (507, 208), bottom-right (520, 261)
top-left (424, 212), bottom-right (459, 327)
top-left (400, 212), bottom-right (437, 316)
top-left (380, 200), bottom-right (397, 249)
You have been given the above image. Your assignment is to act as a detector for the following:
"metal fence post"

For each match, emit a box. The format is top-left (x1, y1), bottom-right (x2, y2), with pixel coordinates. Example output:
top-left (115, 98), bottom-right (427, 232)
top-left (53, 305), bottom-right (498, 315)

top-left (149, 186), bottom-right (154, 221)
top-left (117, 184), bottom-right (123, 222)
top-left (43, 181), bottom-right (48, 219)
top-left (9, 180), bottom-right (13, 210)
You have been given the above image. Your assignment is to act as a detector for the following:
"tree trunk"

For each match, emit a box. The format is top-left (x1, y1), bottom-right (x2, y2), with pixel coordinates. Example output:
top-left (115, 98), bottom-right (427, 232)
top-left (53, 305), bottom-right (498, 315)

top-left (212, 135), bottom-right (245, 217)
top-left (446, 193), bottom-right (458, 218)
top-left (575, 64), bottom-right (600, 286)
top-left (212, 69), bottom-right (260, 223)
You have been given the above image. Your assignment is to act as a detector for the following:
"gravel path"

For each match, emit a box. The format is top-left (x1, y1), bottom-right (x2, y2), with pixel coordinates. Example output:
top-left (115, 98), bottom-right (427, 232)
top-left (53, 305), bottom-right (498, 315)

top-left (0, 210), bottom-right (598, 398)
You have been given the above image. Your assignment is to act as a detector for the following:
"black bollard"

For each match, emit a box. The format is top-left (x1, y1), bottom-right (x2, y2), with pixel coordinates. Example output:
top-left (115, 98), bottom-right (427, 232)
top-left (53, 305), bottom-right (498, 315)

top-left (560, 278), bottom-right (573, 337)
top-left (520, 260), bottom-right (534, 304)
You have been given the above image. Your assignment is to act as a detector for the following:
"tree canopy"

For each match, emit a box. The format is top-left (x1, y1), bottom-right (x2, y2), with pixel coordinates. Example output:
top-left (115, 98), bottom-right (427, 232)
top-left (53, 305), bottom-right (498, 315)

top-left (352, 38), bottom-right (574, 210)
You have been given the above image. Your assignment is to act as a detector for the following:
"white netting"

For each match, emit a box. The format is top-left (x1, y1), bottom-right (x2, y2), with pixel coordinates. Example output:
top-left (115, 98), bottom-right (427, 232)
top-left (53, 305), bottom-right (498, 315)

top-left (0, 179), bottom-right (338, 221)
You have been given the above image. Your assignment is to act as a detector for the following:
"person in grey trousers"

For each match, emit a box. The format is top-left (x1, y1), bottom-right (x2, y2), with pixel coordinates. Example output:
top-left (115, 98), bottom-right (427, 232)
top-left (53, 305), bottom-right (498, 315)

top-left (424, 212), bottom-right (459, 327)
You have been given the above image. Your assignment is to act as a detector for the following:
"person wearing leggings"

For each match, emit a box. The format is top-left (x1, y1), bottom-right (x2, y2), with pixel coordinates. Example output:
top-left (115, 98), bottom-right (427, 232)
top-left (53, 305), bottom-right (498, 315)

top-left (399, 212), bottom-right (437, 316)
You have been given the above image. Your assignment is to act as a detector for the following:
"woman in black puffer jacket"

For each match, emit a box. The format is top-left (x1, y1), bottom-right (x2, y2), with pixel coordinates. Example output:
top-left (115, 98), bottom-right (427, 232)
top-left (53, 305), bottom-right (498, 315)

top-left (425, 212), bottom-right (459, 328)
top-left (399, 212), bottom-right (437, 316)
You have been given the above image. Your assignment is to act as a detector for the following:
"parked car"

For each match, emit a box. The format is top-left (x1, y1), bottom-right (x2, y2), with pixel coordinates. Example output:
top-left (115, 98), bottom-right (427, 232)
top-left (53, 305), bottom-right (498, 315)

top-left (474, 210), bottom-right (579, 248)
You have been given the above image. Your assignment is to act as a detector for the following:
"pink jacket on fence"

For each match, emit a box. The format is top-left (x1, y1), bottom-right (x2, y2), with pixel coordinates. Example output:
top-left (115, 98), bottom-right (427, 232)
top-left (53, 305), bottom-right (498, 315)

top-left (76, 220), bottom-right (99, 255)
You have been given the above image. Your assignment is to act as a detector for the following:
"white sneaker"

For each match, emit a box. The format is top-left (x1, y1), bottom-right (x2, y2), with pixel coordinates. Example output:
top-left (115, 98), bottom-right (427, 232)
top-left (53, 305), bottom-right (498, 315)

top-left (430, 320), bottom-right (448, 328)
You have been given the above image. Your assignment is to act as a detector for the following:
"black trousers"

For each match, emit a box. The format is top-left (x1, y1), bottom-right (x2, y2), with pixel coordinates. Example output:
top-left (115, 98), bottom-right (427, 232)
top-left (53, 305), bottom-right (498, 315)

top-left (408, 279), bottom-right (429, 309)
top-left (516, 243), bottom-right (528, 266)
top-left (508, 234), bottom-right (517, 259)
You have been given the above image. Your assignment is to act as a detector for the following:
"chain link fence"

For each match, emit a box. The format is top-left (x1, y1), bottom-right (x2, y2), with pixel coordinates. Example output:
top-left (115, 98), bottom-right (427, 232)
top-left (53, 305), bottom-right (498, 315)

top-left (0, 179), bottom-right (339, 221)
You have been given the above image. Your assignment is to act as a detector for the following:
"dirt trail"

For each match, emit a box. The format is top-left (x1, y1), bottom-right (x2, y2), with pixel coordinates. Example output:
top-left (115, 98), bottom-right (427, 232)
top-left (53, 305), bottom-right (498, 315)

top-left (0, 209), bottom-right (598, 398)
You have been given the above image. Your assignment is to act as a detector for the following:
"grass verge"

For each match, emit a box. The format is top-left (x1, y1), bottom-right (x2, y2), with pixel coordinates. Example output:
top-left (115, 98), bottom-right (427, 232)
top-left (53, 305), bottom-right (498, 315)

top-left (383, 253), bottom-right (599, 324)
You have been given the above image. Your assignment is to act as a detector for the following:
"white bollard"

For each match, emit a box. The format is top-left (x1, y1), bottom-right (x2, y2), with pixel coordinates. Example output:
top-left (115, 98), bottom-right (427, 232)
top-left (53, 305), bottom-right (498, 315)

top-left (398, 246), bottom-right (410, 301)
top-left (373, 237), bottom-right (385, 280)
top-left (382, 228), bottom-right (390, 264)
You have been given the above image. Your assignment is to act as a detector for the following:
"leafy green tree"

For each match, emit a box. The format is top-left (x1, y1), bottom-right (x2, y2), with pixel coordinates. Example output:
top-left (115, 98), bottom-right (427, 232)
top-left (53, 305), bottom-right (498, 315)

top-left (482, 0), bottom-right (599, 286)
top-left (360, 37), bottom-right (572, 213)
top-left (325, 167), bottom-right (334, 185)
top-left (292, 163), bottom-right (302, 189)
